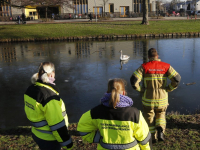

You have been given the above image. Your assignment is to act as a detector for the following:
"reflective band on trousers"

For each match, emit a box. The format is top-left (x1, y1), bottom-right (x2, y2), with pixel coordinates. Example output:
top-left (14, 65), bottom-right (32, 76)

top-left (100, 140), bottom-right (138, 149)
top-left (60, 138), bottom-right (72, 146)
top-left (149, 126), bottom-right (155, 133)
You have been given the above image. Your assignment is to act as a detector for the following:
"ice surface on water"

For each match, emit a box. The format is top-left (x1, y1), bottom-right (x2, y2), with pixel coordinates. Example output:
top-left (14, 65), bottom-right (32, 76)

top-left (0, 38), bottom-right (200, 128)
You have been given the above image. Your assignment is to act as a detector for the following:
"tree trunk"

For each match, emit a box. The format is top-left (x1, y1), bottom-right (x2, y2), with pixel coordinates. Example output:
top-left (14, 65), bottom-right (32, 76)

top-left (104, 3), bottom-right (105, 17)
top-left (142, 40), bottom-right (148, 63)
top-left (45, 7), bottom-right (47, 20)
top-left (141, 0), bottom-right (149, 25)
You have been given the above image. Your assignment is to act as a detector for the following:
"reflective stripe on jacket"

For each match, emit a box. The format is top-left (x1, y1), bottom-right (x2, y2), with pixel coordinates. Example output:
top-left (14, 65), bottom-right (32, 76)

top-left (24, 80), bottom-right (73, 149)
top-left (130, 58), bottom-right (181, 108)
top-left (77, 105), bottom-right (151, 150)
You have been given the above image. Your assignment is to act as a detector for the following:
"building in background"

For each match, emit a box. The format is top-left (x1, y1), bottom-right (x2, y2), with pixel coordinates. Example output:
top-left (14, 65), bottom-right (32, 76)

top-left (166, 0), bottom-right (200, 16)
top-left (1, 0), bottom-right (160, 20)
top-left (0, 0), bottom-right (12, 21)
top-left (74, 0), bottom-right (157, 17)
top-left (190, 0), bottom-right (200, 12)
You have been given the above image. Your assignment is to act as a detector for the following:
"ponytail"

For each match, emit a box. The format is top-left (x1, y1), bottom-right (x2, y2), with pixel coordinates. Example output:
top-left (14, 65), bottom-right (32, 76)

top-left (109, 88), bottom-right (120, 108)
top-left (107, 78), bottom-right (126, 108)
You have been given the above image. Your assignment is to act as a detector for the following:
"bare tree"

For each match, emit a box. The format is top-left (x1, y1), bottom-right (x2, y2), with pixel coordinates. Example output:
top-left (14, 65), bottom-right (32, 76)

top-left (141, 0), bottom-right (149, 25)
top-left (11, 0), bottom-right (72, 7)
top-left (8, 0), bottom-right (73, 19)
top-left (102, 0), bottom-right (109, 17)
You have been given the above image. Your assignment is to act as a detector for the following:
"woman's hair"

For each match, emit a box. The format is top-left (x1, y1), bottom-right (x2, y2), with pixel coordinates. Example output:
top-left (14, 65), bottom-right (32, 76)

top-left (31, 62), bottom-right (55, 84)
top-left (107, 78), bottom-right (127, 108)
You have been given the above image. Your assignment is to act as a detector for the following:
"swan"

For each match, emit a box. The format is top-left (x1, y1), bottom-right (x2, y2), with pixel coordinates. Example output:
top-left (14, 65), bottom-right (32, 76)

top-left (119, 50), bottom-right (130, 61)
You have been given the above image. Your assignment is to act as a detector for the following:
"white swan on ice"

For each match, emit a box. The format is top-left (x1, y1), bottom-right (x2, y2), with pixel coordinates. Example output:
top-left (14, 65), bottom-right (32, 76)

top-left (119, 50), bottom-right (130, 61)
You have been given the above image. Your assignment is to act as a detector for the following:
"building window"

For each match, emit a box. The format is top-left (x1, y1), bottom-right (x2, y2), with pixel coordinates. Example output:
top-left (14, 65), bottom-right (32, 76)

top-left (93, 7), bottom-right (103, 15)
top-left (109, 4), bottom-right (114, 13)
top-left (83, 4), bottom-right (85, 14)
top-left (139, 4), bottom-right (142, 13)
top-left (73, 0), bottom-right (88, 14)
top-left (80, 4), bottom-right (82, 13)
top-left (29, 12), bottom-right (37, 16)
top-left (0, 0), bottom-right (12, 16)
top-left (120, 6), bottom-right (129, 17)
top-left (134, 4), bottom-right (137, 13)
top-left (9, 6), bottom-right (11, 16)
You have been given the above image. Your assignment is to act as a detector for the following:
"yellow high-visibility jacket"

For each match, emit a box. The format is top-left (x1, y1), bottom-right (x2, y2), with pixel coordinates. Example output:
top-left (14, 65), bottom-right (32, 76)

top-left (77, 105), bottom-right (151, 150)
top-left (130, 58), bottom-right (181, 108)
top-left (24, 80), bottom-right (73, 149)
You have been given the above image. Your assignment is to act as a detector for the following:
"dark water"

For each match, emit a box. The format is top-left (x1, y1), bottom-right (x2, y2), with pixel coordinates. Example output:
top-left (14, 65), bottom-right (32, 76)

top-left (0, 38), bottom-right (200, 128)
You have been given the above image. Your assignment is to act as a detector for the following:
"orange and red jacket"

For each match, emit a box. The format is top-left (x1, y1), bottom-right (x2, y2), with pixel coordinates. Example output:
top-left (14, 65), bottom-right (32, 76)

top-left (130, 58), bottom-right (181, 108)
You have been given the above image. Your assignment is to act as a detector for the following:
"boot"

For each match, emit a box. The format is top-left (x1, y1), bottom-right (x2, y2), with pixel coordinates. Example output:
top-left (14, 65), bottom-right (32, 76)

top-left (152, 139), bottom-right (157, 144)
top-left (151, 133), bottom-right (157, 144)
top-left (157, 127), bottom-right (165, 141)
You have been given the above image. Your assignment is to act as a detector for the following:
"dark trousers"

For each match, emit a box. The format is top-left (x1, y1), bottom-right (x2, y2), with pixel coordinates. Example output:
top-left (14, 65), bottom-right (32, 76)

top-left (32, 133), bottom-right (61, 150)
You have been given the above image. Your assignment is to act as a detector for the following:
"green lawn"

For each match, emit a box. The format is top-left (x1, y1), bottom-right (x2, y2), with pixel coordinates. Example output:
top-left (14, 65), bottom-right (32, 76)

top-left (0, 114), bottom-right (200, 150)
top-left (0, 20), bottom-right (200, 41)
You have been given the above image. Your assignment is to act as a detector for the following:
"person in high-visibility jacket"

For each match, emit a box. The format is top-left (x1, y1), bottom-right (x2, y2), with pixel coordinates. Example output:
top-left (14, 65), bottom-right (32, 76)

top-left (77, 78), bottom-right (151, 150)
top-left (24, 62), bottom-right (73, 150)
top-left (130, 48), bottom-right (181, 142)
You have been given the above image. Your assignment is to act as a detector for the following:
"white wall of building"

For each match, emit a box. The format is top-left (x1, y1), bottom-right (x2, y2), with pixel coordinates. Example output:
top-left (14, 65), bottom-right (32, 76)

top-left (151, 1), bottom-right (156, 11)
top-left (196, 1), bottom-right (200, 10)
top-left (11, 7), bottom-right (22, 15)
top-left (190, 0), bottom-right (200, 11)
top-left (88, 0), bottom-right (133, 13)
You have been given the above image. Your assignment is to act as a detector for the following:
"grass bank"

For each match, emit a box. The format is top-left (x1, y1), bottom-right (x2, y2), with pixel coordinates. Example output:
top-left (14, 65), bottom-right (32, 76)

top-left (0, 114), bottom-right (200, 150)
top-left (0, 20), bottom-right (200, 42)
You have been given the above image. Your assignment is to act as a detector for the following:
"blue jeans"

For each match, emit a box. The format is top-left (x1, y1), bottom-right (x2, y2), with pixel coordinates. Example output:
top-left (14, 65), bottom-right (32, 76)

top-left (32, 132), bottom-right (61, 150)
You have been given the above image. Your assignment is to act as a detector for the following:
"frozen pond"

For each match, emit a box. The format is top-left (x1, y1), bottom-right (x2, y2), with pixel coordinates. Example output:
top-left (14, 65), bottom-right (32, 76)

top-left (0, 37), bottom-right (200, 128)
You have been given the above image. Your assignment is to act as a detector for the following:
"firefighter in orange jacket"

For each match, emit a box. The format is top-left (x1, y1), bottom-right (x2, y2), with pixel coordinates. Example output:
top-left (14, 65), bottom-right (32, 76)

top-left (130, 48), bottom-right (181, 143)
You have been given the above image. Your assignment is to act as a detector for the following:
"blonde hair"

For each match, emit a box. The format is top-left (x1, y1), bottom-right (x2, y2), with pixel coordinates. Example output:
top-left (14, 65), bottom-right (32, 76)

top-left (31, 62), bottom-right (55, 84)
top-left (107, 78), bottom-right (127, 108)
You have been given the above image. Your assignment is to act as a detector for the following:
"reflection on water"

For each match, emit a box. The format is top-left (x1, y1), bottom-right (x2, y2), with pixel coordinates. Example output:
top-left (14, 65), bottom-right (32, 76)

top-left (120, 59), bottom-right (129, 70)
top-left (0, 38), bottom-right (200, 128)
